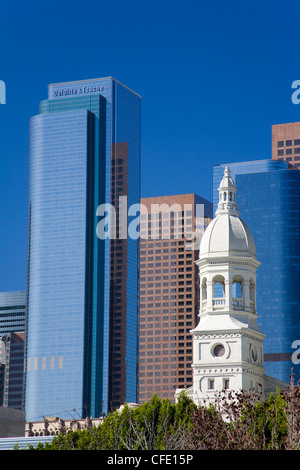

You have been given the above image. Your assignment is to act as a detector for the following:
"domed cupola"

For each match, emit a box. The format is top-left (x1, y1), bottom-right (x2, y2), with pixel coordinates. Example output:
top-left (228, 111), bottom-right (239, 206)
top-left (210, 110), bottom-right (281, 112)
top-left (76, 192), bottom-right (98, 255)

top-left (200, 166), bottom-right (256, 258)
top-left (189, 166), bottom-right (266, 406)
top-left (175, 166), bottom-right (288, 408)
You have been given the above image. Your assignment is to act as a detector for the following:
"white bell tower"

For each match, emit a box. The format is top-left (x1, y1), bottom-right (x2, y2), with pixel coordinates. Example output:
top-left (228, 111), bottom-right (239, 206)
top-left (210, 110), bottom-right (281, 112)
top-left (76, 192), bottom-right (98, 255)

top-left (191, 167), bottom-right (266, 406)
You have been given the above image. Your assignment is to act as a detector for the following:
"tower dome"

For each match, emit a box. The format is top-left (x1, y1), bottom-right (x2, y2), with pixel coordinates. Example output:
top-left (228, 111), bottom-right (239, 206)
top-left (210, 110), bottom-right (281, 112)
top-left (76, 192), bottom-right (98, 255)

top-left (200, 167), bottom-right (256, 258)
top-left (174, 165), bottom-right (288, 408)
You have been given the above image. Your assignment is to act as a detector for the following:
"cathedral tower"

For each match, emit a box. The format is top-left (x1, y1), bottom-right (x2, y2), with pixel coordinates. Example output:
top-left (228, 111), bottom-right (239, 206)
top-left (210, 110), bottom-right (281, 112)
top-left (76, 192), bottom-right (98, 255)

top-left (191, 166), bottom-right (266, 405)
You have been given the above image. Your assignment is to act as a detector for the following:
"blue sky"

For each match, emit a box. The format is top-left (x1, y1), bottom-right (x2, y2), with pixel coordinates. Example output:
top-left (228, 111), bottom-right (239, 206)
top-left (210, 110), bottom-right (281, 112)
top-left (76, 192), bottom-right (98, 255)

top-left (0, 0), bottom-right (299, 291)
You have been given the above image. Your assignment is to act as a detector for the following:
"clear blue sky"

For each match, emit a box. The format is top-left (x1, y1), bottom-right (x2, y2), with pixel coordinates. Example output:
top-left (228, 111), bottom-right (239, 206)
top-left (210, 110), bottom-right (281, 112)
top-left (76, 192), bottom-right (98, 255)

top-left (0, 0), bottom-right (299, 291)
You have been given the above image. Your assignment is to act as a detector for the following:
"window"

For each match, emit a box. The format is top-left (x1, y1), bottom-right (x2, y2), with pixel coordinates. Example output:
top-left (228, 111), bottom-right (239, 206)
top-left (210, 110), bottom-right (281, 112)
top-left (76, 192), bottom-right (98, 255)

top-left (214, 279), bottom-right (224, 298)
top-left (277, 149), bottom-right (284, 156)
top-left (224, 379), bottom-right (230, 390)
top-left (213, 344), bottom-right (225, 357)
top-left (232, 280), bottom-right (242, 298)
top-left (277, 141), bottom-right (284, 148)
top-left (294, 147), bottom-right (300, 154)
top-left (294, 139), bottom-right (300, 145)
top-left (208, 379), bottom-right (215, 390)
top-left (286, 148), bottom-right (292, 155)
top-left (286, 140), bottom-right (292, 146)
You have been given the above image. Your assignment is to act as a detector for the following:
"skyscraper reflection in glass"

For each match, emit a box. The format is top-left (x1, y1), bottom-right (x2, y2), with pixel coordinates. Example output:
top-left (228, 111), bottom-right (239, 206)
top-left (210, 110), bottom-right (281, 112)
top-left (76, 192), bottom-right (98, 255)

top-left (213, 160), bottom-right (300, 384)
top-left (25, 78), bottom-right (141, 421)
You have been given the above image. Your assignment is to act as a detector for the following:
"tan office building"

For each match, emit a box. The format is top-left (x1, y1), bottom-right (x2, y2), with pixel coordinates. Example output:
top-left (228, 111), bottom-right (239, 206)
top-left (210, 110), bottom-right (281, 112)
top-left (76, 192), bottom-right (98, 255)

top-left (138, 194), bottom-right (212, 403)
top-left (272, 121), bottom-right (300, 168)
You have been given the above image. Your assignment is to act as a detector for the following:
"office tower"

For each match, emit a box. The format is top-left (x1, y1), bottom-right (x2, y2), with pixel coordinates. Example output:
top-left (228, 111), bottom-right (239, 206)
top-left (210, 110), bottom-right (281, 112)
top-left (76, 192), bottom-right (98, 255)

top-left (272, 121), bottom-right (300, 168)
top-left (0, 354), bottom-right (4, 406)
top-left (138, 194), bottom-right (212, 403)
top-left (0, 333), bottom-right (25, 410)
top-left (0, 291), bottom-right (26, 336)
top-left (213, 160), bottom-right (300, 384)
top-left (0, 291), bottom-right (26, 409)
top-left (25, 78), bottom-right (141, 421)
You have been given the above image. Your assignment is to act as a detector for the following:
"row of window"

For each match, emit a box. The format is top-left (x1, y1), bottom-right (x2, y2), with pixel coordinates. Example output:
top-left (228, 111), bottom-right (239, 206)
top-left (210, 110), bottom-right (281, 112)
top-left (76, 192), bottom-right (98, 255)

top-left (139, 230), bottom-right (195, 240)
top-left (139, 392), bottom-right (175, 399)
top-left (277, 139), bottom-right (300, 147)
top-left (0, 305), bottom-right (26, 311)
top-left (278, 148), bottom-right (300, 156)
top-left (208, 378), bottom-right (230, 390)
top-left (140, 304), bottom-right (193, 310)
top-left (140, 240), bottom-right (186, 247)
top-left (140, 258), bottom-right (192, 265)
top-left (27, 356), bottom-right (63, 371)
top-left (140, 274), bottom-right (193, 283)
top-left (140, 211), bottom-right (193, 220)
top-left (141, 218), bottom-right (193, 226)
top-left (139, 378), bottom-right (192, 385)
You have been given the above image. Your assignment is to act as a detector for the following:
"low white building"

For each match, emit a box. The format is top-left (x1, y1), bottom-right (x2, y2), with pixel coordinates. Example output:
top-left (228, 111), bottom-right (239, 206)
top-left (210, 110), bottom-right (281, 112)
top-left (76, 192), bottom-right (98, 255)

top-left (176, 167), bottom-right (287, 407)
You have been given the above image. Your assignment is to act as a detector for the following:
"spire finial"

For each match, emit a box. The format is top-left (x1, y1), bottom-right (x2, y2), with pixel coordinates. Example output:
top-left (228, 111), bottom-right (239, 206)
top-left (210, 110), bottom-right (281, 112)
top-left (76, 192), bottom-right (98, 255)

top-left (216, 166), bottom-right (239, 216)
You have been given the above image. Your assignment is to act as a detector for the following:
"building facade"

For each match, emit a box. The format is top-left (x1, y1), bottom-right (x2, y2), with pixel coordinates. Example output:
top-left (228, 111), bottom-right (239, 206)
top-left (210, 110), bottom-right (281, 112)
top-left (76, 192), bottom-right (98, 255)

top-left (0, 332), bottom-right (25, 410)
top-left (213, 160), bottom-right (300, 384)
top-left (272, 121), bottom-right (300, 168)
top-left (138, 194), bottom-right (212, 403)
top-left (0, 291), bottom-right (26, 336)
top-left (0, 291), bottom-right (26, 410)
top-left (25, 78), bottom-right (141, 421)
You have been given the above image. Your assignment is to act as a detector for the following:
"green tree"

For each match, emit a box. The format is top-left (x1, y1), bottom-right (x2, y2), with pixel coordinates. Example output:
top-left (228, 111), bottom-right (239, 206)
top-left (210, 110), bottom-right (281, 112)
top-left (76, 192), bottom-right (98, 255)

top-left (30, 393), bottom-right (196, 450)
top-left (27, 381), bottom-right (300, 450)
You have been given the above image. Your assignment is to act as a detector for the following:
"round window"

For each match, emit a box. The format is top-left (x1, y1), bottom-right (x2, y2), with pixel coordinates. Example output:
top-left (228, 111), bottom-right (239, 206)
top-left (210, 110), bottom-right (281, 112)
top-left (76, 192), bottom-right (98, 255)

top-left (251, 345), bottom-right (258, 362)
top-left (213, 344), bottom-right (225, 357)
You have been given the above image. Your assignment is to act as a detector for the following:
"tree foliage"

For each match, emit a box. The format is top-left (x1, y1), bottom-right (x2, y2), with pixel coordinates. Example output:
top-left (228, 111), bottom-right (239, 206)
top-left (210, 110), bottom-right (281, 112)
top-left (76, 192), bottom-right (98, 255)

top-left (30, 393), bottom-right (196, 451)
top-left (27, 377), bottom-right (300, 450)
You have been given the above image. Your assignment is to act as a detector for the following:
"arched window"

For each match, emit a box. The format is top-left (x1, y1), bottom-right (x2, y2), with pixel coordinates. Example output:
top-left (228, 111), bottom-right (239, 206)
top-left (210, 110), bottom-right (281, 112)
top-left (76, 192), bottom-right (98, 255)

top-left (232, 276), bottom-right (244, 309)
top-left (213, 276), bottom-right (225, 298)
top-left (232, 281), bottom-right (242, 298)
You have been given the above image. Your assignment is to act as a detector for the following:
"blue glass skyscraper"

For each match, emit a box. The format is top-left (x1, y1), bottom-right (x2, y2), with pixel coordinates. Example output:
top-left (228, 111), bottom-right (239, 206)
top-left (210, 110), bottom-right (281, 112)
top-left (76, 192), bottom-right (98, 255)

top-left (213, 160), bottom-right (300, 384)
top-left (25, 78), bottom-right (141, 421)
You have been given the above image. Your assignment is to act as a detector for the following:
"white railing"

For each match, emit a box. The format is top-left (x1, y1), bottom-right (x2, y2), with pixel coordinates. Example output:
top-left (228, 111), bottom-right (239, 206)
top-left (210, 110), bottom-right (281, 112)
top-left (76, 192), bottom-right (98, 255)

top-left (232, 297), bottom-right (244, 309)
top-left (203, 297), bottom-right (255, 311)
top-left (213, 298), bottom-right (225, 308)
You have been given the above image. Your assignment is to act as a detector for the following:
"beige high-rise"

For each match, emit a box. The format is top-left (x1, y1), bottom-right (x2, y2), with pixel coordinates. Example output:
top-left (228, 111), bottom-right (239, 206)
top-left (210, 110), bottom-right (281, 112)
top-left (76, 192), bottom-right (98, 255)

top-left (138, 194), bottom-right (212, 403)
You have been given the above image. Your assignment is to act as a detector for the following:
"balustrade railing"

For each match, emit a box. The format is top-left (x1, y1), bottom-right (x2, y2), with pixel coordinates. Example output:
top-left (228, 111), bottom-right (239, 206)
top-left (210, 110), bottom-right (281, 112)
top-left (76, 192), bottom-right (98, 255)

top-left (213, 298), bottom-right (225, 307)
top-left (203, 297), bottom-right (255, 311)
top-left (232, 297), bottom-right (244, 308)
